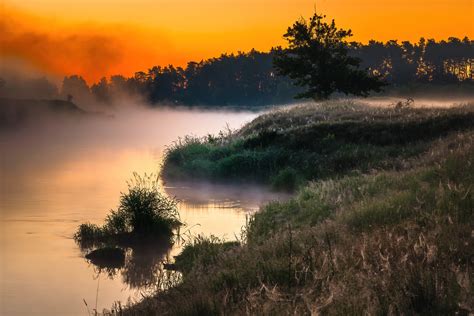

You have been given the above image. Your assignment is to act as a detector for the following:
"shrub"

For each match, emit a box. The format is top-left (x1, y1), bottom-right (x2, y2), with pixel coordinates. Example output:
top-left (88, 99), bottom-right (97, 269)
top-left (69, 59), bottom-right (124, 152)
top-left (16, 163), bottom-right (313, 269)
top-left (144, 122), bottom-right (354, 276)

top-left (74, 173), bottom-right (181, 249)
top-left (117, 173), bottom-right (180, 236)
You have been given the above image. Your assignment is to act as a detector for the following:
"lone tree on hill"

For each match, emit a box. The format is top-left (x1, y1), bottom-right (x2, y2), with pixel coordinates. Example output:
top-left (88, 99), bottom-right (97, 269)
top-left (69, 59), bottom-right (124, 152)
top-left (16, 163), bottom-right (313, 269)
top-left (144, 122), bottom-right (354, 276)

top-left (274, 12), bottom-right (386, 99)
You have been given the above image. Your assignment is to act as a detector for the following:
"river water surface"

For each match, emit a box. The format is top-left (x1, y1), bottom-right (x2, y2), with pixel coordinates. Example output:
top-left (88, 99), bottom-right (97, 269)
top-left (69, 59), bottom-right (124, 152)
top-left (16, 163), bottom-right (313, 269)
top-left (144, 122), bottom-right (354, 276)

top-left (0, 106), bottom-right (288, 315)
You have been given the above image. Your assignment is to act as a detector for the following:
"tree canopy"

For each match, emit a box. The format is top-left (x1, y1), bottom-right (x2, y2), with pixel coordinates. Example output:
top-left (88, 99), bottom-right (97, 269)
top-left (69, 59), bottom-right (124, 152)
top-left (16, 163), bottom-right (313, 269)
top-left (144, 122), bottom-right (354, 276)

top-left (273, 12), bottom-right (386, 99)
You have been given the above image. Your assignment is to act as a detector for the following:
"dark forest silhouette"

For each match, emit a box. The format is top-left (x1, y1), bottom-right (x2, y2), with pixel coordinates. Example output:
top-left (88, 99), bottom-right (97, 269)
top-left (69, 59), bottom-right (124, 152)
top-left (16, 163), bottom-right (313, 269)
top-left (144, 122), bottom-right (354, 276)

top-left (68, 36), bottom-right (474, 105)
top-left (1, 37), bottom-right (472, 106)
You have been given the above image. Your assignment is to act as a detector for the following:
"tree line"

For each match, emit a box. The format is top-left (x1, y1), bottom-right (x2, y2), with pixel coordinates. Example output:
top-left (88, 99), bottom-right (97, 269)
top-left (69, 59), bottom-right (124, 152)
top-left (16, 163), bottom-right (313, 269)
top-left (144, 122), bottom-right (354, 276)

top-left (1, 37), bottom-right (472, 106)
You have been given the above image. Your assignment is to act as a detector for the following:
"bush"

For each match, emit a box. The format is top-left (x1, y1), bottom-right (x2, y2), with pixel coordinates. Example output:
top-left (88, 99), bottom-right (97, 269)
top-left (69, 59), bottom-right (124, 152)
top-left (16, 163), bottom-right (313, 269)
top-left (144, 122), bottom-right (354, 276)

top-left (74, 173), bottom-right (181, 249)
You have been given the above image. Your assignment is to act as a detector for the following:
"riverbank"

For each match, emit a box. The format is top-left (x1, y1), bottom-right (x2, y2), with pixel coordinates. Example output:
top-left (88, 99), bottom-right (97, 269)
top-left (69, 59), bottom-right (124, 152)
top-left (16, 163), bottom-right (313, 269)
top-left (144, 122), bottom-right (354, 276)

top-left (118, 101), bottom-right (474, 315)
top-left (162, 100), bottom-right (474, 191)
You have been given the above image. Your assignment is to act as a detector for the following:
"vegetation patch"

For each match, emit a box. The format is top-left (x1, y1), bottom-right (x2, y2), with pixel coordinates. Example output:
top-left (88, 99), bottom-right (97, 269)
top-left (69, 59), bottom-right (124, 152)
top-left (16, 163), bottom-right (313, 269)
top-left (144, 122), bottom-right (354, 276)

top-left (162, 101), bottom-right (474, 191)
top-left (74, 173), bottom-right (181, 251)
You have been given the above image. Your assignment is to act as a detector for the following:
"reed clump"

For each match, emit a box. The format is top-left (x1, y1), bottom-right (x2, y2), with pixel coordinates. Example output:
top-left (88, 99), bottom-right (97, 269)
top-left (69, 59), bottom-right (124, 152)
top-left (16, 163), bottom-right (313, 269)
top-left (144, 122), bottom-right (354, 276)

top-left (74, 173), bottom-right (181, 250)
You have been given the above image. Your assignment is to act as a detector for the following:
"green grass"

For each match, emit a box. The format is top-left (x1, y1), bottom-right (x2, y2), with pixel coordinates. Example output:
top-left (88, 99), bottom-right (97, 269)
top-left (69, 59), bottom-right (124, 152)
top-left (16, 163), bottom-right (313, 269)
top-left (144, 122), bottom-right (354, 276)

top-left (162, 100), bottom-right (474, 191)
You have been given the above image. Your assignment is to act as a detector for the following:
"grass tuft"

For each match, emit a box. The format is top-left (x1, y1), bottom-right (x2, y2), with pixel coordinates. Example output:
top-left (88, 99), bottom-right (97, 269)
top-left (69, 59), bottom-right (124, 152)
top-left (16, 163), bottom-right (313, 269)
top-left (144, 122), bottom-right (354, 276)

top-left (74, 173), bottom-right (181, 250)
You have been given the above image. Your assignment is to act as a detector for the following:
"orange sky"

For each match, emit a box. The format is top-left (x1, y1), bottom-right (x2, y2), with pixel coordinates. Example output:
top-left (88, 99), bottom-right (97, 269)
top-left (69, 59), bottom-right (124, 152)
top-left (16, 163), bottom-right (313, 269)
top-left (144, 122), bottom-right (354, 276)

top-left (1, 0), bottom-right (473, 82)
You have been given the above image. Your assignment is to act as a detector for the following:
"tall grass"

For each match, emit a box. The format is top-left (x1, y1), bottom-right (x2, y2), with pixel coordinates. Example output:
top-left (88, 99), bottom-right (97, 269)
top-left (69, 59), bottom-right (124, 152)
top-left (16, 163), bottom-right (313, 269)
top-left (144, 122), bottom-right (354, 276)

top-left (74, 173), bottom-right (181, 250)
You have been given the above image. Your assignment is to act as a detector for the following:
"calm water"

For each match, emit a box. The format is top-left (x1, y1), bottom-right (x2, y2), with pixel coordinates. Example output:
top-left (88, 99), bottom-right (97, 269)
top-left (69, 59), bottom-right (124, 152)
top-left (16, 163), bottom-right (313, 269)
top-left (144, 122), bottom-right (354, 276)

top-left (0, 106), bottom-right (288, 315)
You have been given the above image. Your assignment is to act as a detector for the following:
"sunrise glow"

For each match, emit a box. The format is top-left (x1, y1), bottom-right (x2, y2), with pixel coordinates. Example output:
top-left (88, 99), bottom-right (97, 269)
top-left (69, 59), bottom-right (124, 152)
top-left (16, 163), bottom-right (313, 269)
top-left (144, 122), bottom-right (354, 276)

top-left (1, 0), bottom-right (473, 81)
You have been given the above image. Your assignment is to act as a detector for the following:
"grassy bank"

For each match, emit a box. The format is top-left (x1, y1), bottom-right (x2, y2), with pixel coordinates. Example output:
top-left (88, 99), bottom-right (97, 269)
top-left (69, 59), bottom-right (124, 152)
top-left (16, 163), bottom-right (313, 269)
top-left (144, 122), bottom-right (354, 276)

top-left (162, 100), bottom-right (474, 191)
top-left (111, 101), bottom-right (474, 315)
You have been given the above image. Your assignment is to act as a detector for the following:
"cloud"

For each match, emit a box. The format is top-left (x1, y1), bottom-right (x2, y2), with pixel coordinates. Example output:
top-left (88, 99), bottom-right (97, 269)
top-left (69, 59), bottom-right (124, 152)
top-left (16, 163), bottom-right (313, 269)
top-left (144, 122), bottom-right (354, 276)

top-left (0, 7), bottom-right (180, 82)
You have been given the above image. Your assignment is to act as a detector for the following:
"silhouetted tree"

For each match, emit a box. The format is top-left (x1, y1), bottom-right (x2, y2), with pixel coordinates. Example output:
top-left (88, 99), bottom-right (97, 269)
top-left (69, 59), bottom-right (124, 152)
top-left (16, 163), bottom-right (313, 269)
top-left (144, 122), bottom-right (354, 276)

top-left (109, 75), bottom-right (128, 95)
top-left (147, 65), bottom-right (185, 103)
top-left (91, 77), bottom-right (110, 103)
top-left (61, 75), bottom-right (91, 105)
top-left (274, 12), bottom-right (386, 99)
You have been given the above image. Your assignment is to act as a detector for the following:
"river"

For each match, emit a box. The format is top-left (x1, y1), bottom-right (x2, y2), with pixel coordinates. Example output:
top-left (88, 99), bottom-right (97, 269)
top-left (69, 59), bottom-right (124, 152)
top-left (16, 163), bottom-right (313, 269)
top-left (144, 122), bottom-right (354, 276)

top-left (0, 106), bottom-right (288, 315)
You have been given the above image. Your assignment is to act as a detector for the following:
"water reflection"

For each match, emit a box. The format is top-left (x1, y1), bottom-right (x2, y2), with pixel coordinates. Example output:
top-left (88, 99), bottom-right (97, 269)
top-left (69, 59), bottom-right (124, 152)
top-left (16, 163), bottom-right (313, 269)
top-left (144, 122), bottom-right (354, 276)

top-left (120, 241), bottom-right (175, 290)
top-left (164, 180), bottom-right (291, 241)
top-left (81, 236), bottom-right (174, 290)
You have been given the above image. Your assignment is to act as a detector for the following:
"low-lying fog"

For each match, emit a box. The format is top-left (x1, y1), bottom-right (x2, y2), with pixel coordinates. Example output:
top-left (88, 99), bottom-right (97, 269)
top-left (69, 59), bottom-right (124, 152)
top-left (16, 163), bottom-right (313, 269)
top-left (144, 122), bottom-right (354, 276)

top-left (0, 100), bottom-right (285, 315)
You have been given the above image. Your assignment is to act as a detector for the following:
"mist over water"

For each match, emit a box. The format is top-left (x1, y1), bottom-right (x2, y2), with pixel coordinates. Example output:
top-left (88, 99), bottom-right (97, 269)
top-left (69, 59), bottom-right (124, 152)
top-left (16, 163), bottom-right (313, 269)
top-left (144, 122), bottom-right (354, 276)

top-left (1, 96), bottom-right (472, 315)
top-left (0, 104), bottom-right (284, 315)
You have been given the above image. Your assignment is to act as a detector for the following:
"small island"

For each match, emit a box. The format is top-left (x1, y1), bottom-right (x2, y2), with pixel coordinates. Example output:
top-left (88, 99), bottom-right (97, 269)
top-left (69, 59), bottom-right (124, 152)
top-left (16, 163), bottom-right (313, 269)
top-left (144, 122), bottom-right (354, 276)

top-left (74, 173), bottom-right (181, 273)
